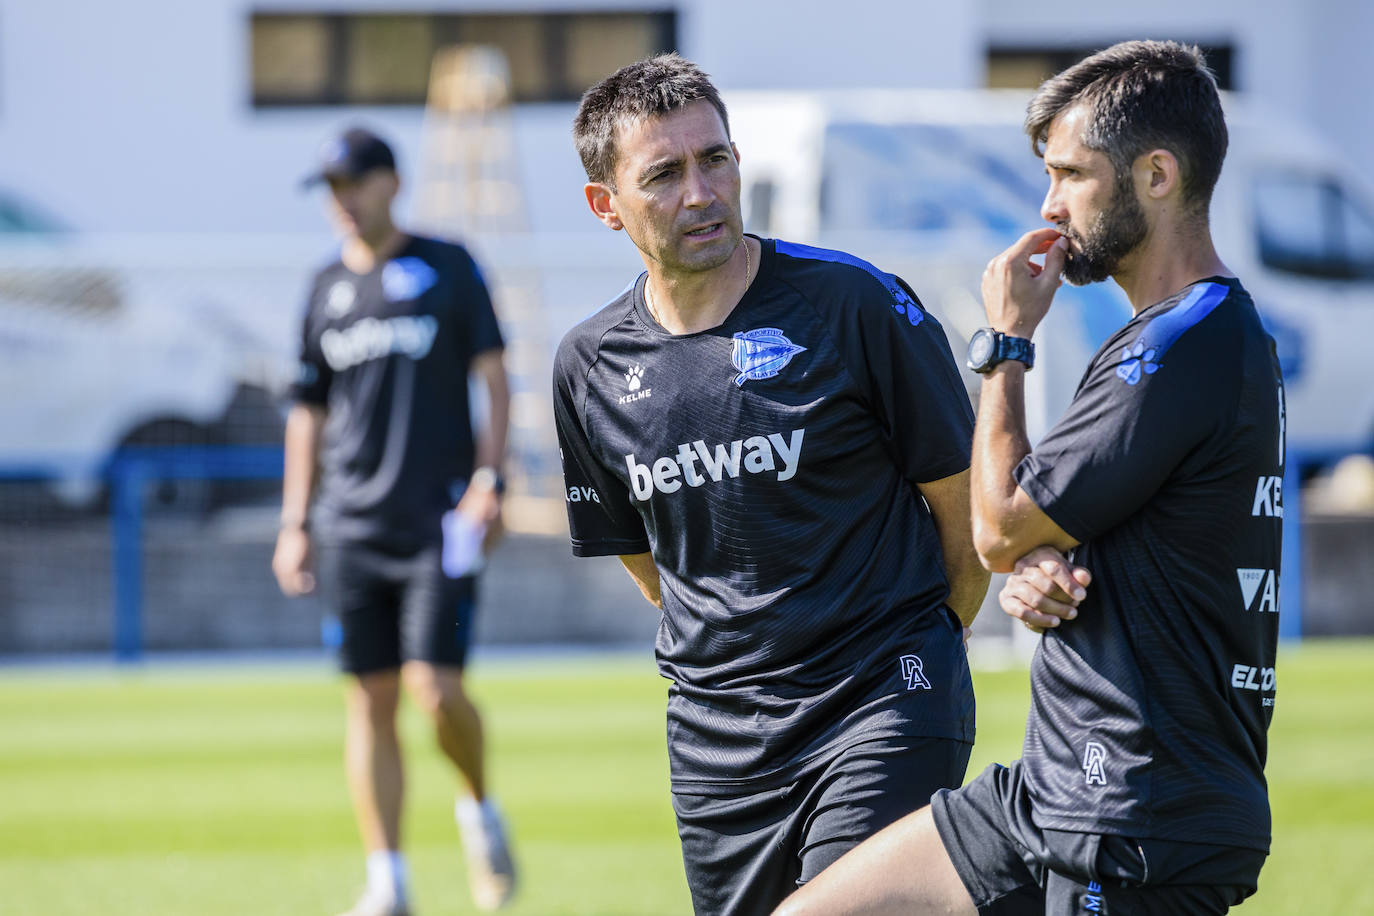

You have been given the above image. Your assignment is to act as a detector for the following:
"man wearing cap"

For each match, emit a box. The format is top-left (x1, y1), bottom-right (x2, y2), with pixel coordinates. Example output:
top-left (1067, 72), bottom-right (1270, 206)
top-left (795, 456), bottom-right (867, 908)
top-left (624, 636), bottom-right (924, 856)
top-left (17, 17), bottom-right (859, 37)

top-left (272, 127), bottom-right (516, 915)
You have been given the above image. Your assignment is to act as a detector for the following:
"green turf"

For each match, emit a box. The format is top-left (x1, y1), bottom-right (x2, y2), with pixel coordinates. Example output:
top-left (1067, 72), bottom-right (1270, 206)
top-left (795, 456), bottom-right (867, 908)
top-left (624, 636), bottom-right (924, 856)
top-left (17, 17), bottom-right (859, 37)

top-left (1, 640), bottom-right (1371, 914)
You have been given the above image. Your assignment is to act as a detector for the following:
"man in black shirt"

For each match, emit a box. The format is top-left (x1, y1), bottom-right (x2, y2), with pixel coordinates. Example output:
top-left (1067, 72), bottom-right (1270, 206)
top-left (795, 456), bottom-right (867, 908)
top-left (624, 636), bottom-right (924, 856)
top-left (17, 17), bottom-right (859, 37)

top-left (272, 128), bottom-right (516, 915)
top-left (555, 55), bottom-right (989, 915)
top-left (777, 41), bottom-right (1281, 916)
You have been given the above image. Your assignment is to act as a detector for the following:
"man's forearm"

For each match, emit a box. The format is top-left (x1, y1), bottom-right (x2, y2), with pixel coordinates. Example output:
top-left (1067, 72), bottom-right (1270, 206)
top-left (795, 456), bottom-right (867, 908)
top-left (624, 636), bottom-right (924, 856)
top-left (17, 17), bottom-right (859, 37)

top-left (618, 552), bottom-right (662, 609)
top-left (281, 404), bottom-right (324, 526)
top-left (944, 556), bottom-right (991, 628)
top-left (970, 364), bottom-right (1033, 565)
top-left (472, 350), bottom-right (510, 473)
top-left (915, 469), bottom-right (989, 627)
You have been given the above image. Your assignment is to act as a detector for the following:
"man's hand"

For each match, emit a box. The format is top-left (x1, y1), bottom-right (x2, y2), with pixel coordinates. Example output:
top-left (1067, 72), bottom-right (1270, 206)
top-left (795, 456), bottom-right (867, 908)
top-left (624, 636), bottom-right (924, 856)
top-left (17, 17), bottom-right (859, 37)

top-left (981, 228), bottom-right (1069, 337)
top-left (457, 481), bottom-right (504, 552)
top-left (999, 545), bottom-right (1091, 633)
top-left (272, 527), bottom-right (315, 596)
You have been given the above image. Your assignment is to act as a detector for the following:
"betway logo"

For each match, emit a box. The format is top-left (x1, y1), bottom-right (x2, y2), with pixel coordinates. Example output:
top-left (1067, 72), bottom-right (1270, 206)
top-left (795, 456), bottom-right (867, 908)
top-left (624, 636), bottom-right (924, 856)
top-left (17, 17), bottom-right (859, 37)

top-left (320, 315), bottom-right (438, 372)
top-left (625, 429), bottom-right (804, 501)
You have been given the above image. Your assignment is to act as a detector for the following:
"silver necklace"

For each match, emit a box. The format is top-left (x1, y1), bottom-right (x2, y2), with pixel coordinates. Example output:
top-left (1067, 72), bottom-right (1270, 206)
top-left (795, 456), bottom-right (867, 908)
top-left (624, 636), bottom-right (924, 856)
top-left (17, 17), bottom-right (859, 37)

top-left (646, 237), bottom-right (752, 328)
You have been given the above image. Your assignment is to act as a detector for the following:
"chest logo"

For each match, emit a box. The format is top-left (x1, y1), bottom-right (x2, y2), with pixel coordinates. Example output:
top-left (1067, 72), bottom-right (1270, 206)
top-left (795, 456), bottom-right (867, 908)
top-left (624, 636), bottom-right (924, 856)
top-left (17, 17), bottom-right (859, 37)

top-left (325, 281), bottom-right (356, 318)
top-left (617, 364), bottom-right (652, 406)
top-left (731, 328), bottom-right (806, 387)
top-left (382, 257), bottom-right (439, 302)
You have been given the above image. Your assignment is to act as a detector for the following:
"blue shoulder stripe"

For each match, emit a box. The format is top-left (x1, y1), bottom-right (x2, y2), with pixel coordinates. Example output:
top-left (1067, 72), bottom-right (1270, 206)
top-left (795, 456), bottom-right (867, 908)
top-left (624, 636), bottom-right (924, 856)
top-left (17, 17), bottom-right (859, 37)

top-left (1135, 281), bottom-right (1230, 355)
top-left (1113, 281), bottom-right (1230, 385)
top-left (775, 240), bottom-right (923, 327)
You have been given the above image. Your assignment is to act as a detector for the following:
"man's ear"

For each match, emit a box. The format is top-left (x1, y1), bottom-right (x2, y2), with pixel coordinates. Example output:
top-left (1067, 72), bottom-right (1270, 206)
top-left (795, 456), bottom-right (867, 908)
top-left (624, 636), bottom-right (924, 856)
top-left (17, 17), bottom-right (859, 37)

top-left (584, 182), bottom-right (623, 231)
top-left (1138, 148), bottom-right (1181, 201)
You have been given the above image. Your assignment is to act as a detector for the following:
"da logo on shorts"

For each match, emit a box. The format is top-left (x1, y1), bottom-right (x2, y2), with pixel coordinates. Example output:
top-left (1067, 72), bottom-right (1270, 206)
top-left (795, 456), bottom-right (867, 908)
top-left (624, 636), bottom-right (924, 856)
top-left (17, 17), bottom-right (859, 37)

top-left (1082, 741), bottom-right (1108, 786)
top-left (731, 328), bottom-right (806, 387)
top-left (899, 654), bottom-right (931, 691)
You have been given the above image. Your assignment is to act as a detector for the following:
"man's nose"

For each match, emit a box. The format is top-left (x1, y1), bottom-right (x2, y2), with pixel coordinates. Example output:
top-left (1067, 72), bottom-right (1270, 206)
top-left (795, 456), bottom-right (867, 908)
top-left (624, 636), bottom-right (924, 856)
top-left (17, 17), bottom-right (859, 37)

top-left (682, 164), bottom-right (713, 208)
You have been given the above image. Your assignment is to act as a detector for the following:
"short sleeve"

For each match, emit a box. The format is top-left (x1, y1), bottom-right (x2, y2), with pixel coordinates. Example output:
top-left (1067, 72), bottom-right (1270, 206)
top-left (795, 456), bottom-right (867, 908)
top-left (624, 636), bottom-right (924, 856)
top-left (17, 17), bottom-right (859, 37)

top-left (290, 280), bottom-right (331, 405)
top-left (457, 249), bottom-right (504, 360)
top-left (552, 344), bottom-right (651, 557)
top-left (836, 276), bottom-right (975, 484)
top-left (1015, 318), bottom-right (1232, 542)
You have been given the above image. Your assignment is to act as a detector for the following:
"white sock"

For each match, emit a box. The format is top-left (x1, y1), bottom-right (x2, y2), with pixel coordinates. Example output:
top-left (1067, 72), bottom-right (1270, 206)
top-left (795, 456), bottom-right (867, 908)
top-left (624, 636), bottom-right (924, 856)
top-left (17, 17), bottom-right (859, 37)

top-left (456, 796), bottom-right (499, 830)
top-left (366, 849), bottom-right (408, 904)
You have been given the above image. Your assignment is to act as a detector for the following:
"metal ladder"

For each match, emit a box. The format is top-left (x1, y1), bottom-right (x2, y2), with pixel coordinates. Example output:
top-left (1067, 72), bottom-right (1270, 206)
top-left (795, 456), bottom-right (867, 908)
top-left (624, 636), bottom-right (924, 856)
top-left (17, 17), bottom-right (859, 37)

top-left (412, 45), bottom-right (564, 534)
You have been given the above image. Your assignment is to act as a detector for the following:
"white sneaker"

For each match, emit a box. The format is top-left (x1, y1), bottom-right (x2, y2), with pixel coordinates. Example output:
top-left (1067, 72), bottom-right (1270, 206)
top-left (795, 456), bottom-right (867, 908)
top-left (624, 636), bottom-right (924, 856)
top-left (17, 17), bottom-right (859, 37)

top-left (455, 797), bottom-right (517, 911)
top-left (336, 888), bottom-right (411, 916)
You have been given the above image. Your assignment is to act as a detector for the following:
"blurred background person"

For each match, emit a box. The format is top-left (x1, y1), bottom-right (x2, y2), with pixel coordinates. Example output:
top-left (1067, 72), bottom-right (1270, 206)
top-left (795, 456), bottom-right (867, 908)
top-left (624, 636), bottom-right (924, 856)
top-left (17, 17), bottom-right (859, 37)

top-left (271, 126), bottom-right (516, 915)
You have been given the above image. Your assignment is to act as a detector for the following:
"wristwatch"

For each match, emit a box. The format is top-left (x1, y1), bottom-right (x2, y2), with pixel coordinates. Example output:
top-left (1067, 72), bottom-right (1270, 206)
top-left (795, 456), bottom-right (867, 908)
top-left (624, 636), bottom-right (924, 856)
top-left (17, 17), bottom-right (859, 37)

top-left (469, 466), bottom-right (506, 495)
top-left (966, 328), bottom-right (1035, 374)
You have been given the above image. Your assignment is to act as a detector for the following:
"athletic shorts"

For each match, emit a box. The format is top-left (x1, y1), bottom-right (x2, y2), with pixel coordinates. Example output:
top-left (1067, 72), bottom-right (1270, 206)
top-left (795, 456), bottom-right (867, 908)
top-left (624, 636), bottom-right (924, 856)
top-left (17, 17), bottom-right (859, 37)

top-left (673, 735), bottom-right (972, 916)
top-left (931, 761), bottom-right (1267, 915)
top-left (319, 541), bottom-right (478, 675)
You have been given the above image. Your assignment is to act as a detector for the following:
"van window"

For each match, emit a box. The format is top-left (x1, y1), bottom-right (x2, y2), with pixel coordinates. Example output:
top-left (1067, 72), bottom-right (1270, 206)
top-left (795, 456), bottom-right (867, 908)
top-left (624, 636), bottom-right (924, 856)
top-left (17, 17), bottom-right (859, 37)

top-left (1255, 173), bottom-right (1374, 281)
top-left (820, 123), bottom-right (1043, 234)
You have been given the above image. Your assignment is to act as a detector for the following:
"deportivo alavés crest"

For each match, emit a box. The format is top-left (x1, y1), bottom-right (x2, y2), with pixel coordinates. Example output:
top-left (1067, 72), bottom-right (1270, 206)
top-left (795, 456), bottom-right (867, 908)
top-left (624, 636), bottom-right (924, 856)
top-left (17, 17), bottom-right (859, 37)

top-left (731, 328), bottom-right (806, 386)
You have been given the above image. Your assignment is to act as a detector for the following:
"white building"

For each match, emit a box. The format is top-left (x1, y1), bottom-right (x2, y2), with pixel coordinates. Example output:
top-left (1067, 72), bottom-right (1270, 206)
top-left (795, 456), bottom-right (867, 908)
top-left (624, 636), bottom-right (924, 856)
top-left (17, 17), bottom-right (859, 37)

top-left (1, 0), bottom-right (1370, 236)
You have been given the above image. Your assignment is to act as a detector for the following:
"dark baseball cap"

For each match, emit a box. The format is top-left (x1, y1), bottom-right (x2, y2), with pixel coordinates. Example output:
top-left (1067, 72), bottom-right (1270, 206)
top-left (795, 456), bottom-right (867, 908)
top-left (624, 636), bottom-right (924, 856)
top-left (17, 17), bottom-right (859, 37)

top-left (302, 127), bottom-right (397, 187)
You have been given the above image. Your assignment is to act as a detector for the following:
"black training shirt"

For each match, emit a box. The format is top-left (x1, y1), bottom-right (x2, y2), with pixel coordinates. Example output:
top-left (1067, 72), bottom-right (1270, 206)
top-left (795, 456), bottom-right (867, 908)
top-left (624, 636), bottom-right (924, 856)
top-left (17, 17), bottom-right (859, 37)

top-left (554, 237), bottom-right (977, 788)
top-left (1015, 278), bottom-right (1283, 851)
top-left (292, 235), bottom-right (503, 549)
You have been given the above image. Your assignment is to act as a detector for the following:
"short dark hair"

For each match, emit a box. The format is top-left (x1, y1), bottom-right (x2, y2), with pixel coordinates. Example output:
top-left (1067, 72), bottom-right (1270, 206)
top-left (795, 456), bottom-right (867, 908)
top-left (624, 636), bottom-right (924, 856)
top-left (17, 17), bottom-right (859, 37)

top-left (1026, 40), bottom-right (1228, 215)
top-left (573, 53), bottom-right (731, 188)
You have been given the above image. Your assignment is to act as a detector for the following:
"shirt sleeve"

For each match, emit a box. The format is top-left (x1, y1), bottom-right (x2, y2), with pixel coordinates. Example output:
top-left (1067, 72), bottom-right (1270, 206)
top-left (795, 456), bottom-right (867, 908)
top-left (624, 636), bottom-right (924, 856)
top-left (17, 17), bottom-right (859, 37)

top-left (552, 342), bottom-right (651, 557)
top-left (834, 275), bottom-right (975, 484)
top-left (457, 249), bottom-right (504, 360)
top-left (289, 279), bottom-right (331, 406)
top-left (1015, 321), bottom-right (1233, 542)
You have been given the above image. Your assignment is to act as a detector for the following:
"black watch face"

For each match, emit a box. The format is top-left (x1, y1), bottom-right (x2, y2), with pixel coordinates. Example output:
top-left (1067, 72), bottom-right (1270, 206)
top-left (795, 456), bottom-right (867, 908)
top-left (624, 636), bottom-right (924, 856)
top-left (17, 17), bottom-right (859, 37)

top-left (969, 331), bottom-right (995, 367)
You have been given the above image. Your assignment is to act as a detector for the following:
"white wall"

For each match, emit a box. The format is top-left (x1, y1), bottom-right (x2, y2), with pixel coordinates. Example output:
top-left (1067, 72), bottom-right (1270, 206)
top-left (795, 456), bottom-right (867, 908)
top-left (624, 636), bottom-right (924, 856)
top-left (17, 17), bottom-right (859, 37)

top-left (981, 0), bottom-right (1374, 183)
top-left (1, 0), bottom-right (1369, 235)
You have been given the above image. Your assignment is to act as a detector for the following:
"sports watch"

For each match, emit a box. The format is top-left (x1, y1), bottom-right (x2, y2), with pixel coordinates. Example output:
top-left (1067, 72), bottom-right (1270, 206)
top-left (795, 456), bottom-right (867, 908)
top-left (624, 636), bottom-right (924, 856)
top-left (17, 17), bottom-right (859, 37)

top-left (966, 327), bottom-right (1035, 374)
top-left (468, 466), bottom-right (507, 495)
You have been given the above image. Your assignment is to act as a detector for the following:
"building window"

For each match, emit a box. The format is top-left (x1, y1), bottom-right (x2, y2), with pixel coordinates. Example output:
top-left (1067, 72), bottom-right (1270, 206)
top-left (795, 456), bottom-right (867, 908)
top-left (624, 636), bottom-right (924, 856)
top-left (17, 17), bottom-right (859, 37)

top-left (250, 10), bottom-right (678, 106)
top-left (986, 44), bottom-right (1235, 91)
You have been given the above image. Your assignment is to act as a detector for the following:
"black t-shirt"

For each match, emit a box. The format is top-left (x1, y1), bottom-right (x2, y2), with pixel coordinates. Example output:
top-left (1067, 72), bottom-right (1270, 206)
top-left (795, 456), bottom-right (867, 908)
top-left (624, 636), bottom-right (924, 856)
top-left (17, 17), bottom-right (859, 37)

top-left (553, 237), bottom-right (977, 788)
top-left (1014, 277), bottom-right (1283, 851)
top-left (291, 235), bottom-right (504, 549)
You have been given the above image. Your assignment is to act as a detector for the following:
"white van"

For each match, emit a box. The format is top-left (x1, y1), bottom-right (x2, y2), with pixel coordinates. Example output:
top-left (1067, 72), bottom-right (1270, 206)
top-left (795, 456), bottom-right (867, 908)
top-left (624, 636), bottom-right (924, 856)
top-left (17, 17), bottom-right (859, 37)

top-left (726, 89), bottom-right (1374, 456)
top-left (0, 209), bottom-right (306, 512)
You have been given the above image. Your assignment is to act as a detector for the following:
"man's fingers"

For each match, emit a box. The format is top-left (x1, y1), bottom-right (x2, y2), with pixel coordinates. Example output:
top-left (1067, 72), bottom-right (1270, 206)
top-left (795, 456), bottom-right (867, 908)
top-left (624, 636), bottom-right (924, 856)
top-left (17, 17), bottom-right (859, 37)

top-left (1036, 558), bottom-right (1087, 602)
top-left (1043, 234), bottom-right (1070, 277)
top-left (986, 229), bottom-right (1062, 281)
top-left (1008, 227), bottom-right (1064, 260)
top-left (1003, 578), bottom-right (1077, 621)
top-left (999, 590), bottom-right (1057, 631)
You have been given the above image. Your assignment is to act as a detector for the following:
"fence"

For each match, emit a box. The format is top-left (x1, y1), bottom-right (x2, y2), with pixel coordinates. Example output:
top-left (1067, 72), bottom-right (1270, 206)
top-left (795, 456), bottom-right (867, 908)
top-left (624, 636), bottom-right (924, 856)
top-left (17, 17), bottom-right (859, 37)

top-left (3, 442), bottom-right (1353, 663)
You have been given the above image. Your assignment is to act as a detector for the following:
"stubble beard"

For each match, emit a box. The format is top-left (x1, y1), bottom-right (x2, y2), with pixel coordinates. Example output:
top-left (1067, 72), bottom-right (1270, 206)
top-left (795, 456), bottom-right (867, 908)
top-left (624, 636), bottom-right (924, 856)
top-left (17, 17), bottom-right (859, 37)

top-left (1059, 174), bottom-right (1148, 286)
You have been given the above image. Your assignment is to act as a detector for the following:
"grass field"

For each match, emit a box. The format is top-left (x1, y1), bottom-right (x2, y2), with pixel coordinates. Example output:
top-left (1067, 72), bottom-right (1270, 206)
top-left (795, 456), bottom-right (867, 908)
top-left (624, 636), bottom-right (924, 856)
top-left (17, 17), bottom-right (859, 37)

top-left (2, 640), bottom-right (1371, 915)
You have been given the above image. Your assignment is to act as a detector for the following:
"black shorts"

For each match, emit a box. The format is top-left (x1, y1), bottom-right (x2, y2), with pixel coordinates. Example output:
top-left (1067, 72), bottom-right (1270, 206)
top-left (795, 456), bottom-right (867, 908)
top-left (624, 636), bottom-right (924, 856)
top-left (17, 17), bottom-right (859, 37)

top-left (319, 541), bottom-right (478, 675)
top-left (673, 735), bottom-right (972, 916)
top-left (931, 761), bottom-right (1267, 916)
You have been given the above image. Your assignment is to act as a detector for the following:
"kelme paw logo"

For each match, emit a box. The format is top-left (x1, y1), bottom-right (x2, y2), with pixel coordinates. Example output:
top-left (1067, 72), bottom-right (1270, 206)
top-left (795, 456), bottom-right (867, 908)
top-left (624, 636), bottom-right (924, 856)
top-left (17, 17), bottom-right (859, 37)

top-left (1116, 341), bottom-right (1161, 385)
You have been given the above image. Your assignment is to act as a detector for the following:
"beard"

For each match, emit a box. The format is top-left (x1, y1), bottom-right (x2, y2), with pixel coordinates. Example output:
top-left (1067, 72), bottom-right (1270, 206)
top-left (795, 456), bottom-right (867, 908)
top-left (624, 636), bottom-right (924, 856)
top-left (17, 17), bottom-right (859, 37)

top-left (1059, 174), bottom-right (1148, 286)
